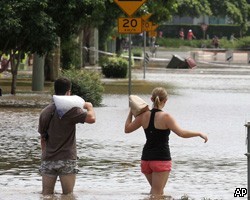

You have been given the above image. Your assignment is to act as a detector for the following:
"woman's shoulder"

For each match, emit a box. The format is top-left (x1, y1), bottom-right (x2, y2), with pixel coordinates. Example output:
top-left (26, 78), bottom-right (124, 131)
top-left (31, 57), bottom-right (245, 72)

top-left (139, 109), bottom-right (151, 118)
top-left (158, 110), bottom-right (173, 120)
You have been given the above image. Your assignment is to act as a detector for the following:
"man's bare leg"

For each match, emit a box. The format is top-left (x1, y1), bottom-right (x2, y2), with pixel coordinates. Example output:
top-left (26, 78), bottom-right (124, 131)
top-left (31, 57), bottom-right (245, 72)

top-left (59, 174), bottom-right (76, 194)
top-left (42, 175), bottom-right (57, 195)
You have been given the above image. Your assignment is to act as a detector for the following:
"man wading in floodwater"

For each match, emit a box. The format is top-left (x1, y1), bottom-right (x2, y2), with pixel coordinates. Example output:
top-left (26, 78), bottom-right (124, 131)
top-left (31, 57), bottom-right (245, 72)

top-left (38, 78), bottom-right (96, 195)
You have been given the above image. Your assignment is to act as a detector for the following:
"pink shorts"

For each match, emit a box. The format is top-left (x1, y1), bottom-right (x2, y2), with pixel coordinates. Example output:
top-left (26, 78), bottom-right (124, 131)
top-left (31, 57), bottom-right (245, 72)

top-left (141, 160), bottom-right (172, 174)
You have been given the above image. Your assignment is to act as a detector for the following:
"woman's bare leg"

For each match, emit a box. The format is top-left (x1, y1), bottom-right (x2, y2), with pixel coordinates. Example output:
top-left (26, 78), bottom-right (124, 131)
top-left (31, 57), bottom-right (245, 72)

top-left (144, 173), bottom-right (153, 193)
top-left (151, 171), bottom-right (170, 195)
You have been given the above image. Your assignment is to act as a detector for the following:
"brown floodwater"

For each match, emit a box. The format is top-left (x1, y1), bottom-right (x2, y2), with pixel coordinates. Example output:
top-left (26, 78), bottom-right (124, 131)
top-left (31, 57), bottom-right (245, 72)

top-left (1, 70), bottom-right (250, 199)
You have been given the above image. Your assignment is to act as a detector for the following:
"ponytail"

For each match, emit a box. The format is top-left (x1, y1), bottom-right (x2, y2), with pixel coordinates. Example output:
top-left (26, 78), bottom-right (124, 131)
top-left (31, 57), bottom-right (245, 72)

top-left (151, 87), bottom-right (168, 109)
top-left (154, 96), bottom-right (161, 108)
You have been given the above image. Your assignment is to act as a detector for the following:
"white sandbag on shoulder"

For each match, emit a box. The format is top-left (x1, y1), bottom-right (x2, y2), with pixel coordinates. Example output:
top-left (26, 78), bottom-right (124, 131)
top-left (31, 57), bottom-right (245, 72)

top-left (53, 95), bottom-right (85, 118)
top-left (129, 95), bottom-right (149, 117)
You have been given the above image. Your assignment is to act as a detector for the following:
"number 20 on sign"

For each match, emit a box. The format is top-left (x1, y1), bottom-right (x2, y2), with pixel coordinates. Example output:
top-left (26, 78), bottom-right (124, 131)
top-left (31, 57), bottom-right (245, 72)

top-left (118, 17), bottom-right (142, 34)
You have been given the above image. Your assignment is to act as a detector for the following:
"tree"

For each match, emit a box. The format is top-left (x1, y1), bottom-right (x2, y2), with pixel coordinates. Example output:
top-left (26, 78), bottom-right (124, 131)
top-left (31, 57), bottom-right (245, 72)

top-left (46, 0), bottom-right (106, 68)
top-left (98, 1), bottom-right (122, 51)
top-left (145, 0), bottom-right (179, 22)
top-left (0, 0), bottom-right (106, 93)
top-left (174, 0), bottom-right (212, 18)
top-left (208, 0), bottom-right (249, 34)
top-left (0, 0), bottom-right (57, 94)
top-left (176, 0), bottom-right (249, 35)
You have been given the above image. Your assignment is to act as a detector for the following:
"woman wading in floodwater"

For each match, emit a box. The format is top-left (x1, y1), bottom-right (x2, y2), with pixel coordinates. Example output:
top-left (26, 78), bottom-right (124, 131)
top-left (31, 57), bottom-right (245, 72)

top-left (124, 87), bottom-right (208, 198)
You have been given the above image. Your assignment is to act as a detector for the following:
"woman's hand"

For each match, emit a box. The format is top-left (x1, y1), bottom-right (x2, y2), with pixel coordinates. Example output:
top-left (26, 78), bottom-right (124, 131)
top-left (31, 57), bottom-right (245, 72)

top-left (200, 133), bottom-right (208, 143)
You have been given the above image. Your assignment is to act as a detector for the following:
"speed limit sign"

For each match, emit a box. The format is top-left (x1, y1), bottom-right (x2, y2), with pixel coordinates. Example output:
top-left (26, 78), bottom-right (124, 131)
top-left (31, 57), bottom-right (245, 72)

top-left (118, 17), bottom-right (142, 34)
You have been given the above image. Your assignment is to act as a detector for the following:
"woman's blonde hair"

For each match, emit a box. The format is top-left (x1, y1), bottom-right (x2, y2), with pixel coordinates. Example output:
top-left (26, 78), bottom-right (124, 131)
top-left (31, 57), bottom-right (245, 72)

top-left (151, 87), bottom-right (168, 109)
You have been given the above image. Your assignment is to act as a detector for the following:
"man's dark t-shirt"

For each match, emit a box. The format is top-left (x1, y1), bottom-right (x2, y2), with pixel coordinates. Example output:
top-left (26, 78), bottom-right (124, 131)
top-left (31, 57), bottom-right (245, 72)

top-left (38, 103), bottom-right (87, 161)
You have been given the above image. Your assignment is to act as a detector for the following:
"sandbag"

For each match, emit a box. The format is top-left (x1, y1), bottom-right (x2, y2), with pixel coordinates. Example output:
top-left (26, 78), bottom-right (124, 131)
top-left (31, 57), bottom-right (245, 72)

top-left (53, 95), bottom-right (85, 118)
top-left (129, 95), bottom-right (149, 117)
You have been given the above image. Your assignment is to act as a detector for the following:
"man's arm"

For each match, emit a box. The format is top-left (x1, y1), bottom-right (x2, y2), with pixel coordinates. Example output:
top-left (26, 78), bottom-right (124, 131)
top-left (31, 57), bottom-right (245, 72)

top-left (83, 102), bottom-right (96, 124)
top-left (40, 136), bottom-right (46, 152)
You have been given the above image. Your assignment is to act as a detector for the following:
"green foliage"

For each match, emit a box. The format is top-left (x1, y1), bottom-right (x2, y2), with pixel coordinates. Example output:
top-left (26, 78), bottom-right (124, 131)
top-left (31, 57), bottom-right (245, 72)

top-left (145, 0), bottom-right (178, 23)
top-left (175, 0), bottom-right (212, 17)
top-left (131, 48), bottom-right (143, 62)
top-left (209, 0), bottom-right (249, 28)
top-left (62, 69), bottom-right (104, 107)
top-left (100, 56), bottom-right (128, 78)
top-left (0, 0), bottom-right (57, 55)
top-left (132, 48), bottom-right (143, 57)
top-left (46, 0), bottom-right (106, 40)
top-left (61, 36), bottom-right (81, 70)
top-left (157, 37), bottom-right (201, 48)
top-left (98, 2), bottom-right (122, 50)
top-left (0, 0), bottom-right (107, 54)
top-left (234, 36), bottom-right (250, 49)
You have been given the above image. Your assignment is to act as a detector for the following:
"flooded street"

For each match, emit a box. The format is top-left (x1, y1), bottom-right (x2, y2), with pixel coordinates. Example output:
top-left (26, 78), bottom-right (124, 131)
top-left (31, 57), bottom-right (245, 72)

top-left (1, 68), bottom-right (250, 199)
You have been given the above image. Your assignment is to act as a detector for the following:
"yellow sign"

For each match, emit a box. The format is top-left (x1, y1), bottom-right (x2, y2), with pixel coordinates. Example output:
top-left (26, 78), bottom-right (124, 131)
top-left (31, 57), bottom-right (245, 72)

top-left (151, 24), bottom-right (159, 31)
top-left (142, 21), bottom-right (152, 32)
top-left (118, 17), bottom-right (142, 34)
top-left (148, 31), bottom-right (157, 38)
top-left (141, 13), bottom-right (152, 21)
top-left (114, 0), bottom-right (147, 16)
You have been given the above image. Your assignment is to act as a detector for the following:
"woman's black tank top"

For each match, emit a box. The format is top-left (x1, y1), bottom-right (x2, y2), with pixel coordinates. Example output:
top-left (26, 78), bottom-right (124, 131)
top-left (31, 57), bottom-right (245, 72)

top-left (141, 108), bottom-right (171, 161)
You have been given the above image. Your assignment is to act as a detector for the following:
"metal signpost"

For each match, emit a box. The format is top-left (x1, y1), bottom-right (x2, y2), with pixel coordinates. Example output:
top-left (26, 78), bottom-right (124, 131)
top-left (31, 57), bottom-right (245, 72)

top-left (245, 122), bottom-right (250, 199)
top-left (143, 31), bottom-right (146, 79)
top-left (141, 14), bottom-right (152, 79)
top-left (114, 0), bottom-right (147, 96)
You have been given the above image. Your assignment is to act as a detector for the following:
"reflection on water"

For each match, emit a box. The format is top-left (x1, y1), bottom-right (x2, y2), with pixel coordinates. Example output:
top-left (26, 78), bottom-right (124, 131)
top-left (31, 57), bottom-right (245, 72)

top-left (0, 136), bottom-right (40, 175)
top-left (40, 193), bottom-right (78, 200)
top-left (1, 76), bottom-right (250, 199)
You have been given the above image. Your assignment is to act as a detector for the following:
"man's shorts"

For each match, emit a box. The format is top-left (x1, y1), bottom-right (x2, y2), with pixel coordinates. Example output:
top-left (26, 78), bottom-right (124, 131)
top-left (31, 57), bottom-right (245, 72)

top-left (39, 160), bottom-right (79, 177)
top-left (141, 160), bottom-right (172, 174)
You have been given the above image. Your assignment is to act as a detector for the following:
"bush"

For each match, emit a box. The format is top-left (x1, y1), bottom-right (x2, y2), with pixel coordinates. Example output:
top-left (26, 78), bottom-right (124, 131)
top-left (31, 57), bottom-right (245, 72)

top-left (62, 69), bottom-right (104, 106)
top-left (236, 36), bottom-right (250, 49)
top-left (157, 24), bottom-right (247, 40)
top-left (156, 36), bottom-right (250, 49)
top-left (100, 56), bottom-right (128, 78)
top-left (157, 37), bottom-right (202, 48)
top-left (132, 48), bottom-right (143, 62)
top-left (132, 47), bottom-right (143, 57)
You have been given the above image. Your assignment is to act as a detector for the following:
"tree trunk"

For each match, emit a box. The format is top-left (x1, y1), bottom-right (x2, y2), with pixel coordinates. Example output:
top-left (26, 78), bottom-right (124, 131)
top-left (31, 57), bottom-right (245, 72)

top-left (82, 27), bottom-right (91, 67)
top-left (32, 53), bottom-right (45, 91)
top-left (11, 73), bottom-right (17, 95)
top-left (89, 28), bottom-right (99, 65)
top-left (44, 37), bottom-right (60, 81)
top-left (78, 30), bottom-right (83, 68)
top-left (49, 37), bottom-right (60, 81)
top-left (10, 51), bottom-right (20, 95)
